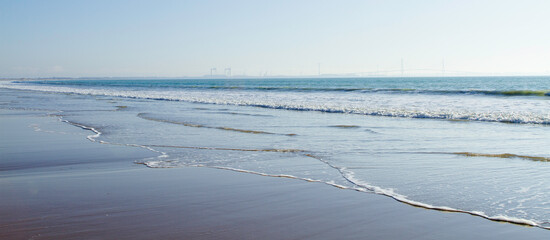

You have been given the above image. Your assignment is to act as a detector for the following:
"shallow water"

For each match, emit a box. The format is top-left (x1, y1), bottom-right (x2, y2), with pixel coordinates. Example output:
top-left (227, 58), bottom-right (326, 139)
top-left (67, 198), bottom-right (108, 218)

top-left (1, 77), bottom-right (549, 228)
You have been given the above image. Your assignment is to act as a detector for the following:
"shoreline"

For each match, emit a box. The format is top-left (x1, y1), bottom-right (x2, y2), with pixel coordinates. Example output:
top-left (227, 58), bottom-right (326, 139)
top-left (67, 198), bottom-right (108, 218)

top-left (1, 108), bottom-right (549, 239)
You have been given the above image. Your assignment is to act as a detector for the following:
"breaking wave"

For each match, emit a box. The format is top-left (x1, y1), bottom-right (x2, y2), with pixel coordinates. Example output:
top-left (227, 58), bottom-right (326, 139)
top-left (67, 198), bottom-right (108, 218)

top-left (2, 81), bottom-right (548, 125)
top-left (20, 80), bottom-right (550, 97)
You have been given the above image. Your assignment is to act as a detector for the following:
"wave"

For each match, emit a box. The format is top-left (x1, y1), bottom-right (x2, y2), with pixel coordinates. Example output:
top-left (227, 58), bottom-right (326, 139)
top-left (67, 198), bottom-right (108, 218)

top-left (219, 88), bottom-right (550, 97)
top-left (2, 81), bottom-right (549, 125)
top-left (451, 152), bottom-right (550, 162)
top-left (137, 113), bottom-right (296, 136)
top-left (341, 170), bottom-right (546, 229)
top-left (410, 151), bottom-right (550, 162)
top-left (143, 144), bottom-right (304, 153)
top-left (15, 80), bottom-right (550, 97)
top-left (420, 89), bottom-right (550, 97)
top-left (137, 154), bottom-right (548, 230)
top-left (329, 125), bottom-right (361, 128)
top-left (496, 90), bottom-right (550, 97)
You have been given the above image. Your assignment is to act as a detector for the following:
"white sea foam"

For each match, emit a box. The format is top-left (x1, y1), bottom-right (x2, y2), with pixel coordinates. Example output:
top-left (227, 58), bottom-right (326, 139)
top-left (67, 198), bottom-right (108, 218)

top-left (139, 158), bottom-right (546, 229)
top-left (54, 114), bottom-right (171, 163)
top-left (340, 168), bottom-right (545, 228)
top-left (2, 81), bottom-right (549, 125)
top-left (59, 118), bottom-right (102, 142)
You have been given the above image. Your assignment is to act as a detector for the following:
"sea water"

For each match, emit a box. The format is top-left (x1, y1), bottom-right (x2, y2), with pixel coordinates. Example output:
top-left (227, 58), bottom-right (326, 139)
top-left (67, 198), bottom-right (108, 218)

top-left (1, 76), bottom-right (549, 228)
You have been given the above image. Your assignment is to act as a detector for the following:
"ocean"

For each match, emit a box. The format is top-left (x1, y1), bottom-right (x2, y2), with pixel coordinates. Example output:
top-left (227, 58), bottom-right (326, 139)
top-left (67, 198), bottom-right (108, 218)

top-left (1, 76), bottom-right (549, 229)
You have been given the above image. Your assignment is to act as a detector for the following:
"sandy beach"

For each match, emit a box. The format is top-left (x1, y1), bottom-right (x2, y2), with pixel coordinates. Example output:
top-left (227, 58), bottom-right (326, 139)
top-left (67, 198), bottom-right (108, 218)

top-left (1, 108), bottom-right (549, 239)
top-left (3, 0), bottom-right (550, 238)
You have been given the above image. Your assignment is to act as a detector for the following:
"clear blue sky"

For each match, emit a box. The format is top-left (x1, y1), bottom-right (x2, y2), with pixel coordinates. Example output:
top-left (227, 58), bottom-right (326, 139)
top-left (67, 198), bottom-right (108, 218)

top-left (1, 0), bottom-right (550, 77)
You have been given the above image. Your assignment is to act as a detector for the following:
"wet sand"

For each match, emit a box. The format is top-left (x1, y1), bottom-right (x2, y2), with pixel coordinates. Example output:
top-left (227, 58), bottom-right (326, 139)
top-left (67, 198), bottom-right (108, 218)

top-left (1, 109), bottom-right (548, 239)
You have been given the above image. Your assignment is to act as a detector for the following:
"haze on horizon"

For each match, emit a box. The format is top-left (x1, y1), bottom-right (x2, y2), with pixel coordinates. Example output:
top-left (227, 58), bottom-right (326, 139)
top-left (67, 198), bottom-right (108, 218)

top-left (1, 0), bottom-right (550, 78)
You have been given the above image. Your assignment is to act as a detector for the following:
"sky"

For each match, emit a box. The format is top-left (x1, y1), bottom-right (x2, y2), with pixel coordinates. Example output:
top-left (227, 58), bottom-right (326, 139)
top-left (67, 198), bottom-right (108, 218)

top-left (1, 0), bottom-right (550, 78)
